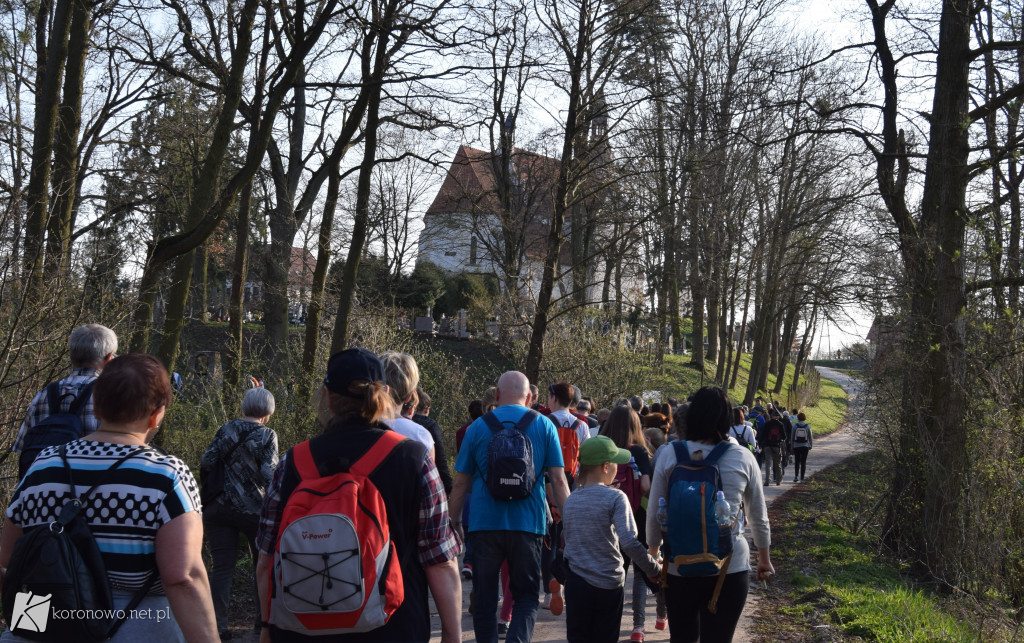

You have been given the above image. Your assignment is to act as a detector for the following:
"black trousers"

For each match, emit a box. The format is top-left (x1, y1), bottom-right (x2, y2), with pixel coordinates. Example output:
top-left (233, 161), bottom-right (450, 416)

top-left (664, 571), bottom-right (749, 643)
top-left (564, 566), bottom-right (624, 643)
top-left (793, 446), bottom-right (809, 478)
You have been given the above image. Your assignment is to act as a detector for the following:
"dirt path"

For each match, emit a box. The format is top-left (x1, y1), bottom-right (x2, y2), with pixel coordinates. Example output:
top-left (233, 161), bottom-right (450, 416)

top-left (429, 366), bottom-right (870, 642)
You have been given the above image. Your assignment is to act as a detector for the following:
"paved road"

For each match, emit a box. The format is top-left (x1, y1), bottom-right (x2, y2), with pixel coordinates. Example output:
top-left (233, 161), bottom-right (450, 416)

top-left (731, 367), bottom-right (871, 642)
top-left (428, 367), bottom-right (871, 642)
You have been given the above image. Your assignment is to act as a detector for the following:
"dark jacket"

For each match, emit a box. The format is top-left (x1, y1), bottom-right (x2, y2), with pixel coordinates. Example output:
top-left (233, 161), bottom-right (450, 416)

top-left (412, 413), bottom-right (452, 494)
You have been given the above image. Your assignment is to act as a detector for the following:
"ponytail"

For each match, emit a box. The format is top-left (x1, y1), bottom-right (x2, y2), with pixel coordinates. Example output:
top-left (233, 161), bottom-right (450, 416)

top-left (326, 380), bottom-right (395, 424)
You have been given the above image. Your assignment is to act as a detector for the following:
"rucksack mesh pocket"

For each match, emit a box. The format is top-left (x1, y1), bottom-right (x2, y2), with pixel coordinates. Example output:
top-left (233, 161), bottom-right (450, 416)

top-left (278, 514), bottom-right (363, 613)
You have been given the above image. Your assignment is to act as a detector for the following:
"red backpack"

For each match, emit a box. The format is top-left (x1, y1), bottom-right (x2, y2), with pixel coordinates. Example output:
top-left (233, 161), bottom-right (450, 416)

top-left (267, 431), bottom-right (405, 635)
top-left (556, 417), bottom-right (583, 479)
top-left (611, 455), bottom-right (643, 512)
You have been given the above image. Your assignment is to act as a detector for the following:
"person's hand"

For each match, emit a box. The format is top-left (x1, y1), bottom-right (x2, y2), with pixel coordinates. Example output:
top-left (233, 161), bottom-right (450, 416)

top-left (260, 626), bottom-right (271, 643)
top-left (757, 559), bottom-right (775, 583)
top-left (452, 521), bottom-right (465, 543)
top-left (648, 545), bottom-right (660, 558)
top-left (550, 504), bottom-right (562, 523)
top-left (647, 560), bottom-right (662, 584)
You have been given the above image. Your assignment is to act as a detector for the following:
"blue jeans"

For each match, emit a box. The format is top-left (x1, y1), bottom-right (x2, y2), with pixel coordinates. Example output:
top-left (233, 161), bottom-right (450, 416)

top-left (470, 530), bottom-right (543, 643)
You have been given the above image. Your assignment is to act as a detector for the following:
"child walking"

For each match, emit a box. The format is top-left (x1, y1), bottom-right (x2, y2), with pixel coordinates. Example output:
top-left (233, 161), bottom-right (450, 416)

top-left (562, 436), bottom-right (662, 643)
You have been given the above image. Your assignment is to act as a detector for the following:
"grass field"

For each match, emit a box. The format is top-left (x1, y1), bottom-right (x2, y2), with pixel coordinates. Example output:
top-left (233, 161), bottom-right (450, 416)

top-left (649, 353), bottom-right (849, 435)
top-left (758, 453), bottom-right (1015, 642)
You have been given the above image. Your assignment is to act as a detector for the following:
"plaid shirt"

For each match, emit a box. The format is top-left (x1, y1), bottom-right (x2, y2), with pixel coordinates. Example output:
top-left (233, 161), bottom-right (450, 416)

top-left (256, 450), bottom-right (461, 567)
top-left (12, 368), bottom-right (101, 453)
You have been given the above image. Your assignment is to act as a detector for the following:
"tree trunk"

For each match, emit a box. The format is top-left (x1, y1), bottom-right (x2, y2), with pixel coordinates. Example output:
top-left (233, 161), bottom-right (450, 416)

top-left (910, 0), bottom-right (971, 583)
top-left (728, 272), bottom-right (752, 392)
top-left (331, 82), bottom-right (383, 352)
top-left (155, 252), bottom-right (194, 371)
top-left (773, 306), bottom-right (798, 395)
top-left (687, 229), bottom-right (705, 369)
top-left (129, 244), bottom-right (160, 353)
top-left (45, 0), bottom-right (89, 277)
top-left (301, 162), bottom-right (340, 391)
top-left (264, 214), bottom-right (297, 366)
top-left (869, 0), bottom-right (973, 586)
top-left (225, 180), bottom-right (254, 390)
top-left (24, 0), bottom-right (73, 293)
top-left (715, 287), bottom-right (730, 384)
top-left (192, 242), bottom-right (208, 319)
top-left (524, 0), bottom-right (588, 383)
top-left (792, 300), bottom-right (817, 394)
top-left (130, 0), bottom-right (278, 371)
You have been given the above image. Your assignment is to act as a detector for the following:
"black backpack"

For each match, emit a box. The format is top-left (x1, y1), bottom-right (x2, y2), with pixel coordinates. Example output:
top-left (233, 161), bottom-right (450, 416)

top-left (2, 444), bottom-right (156, 641)
top-left (730, 426), bottom-right (753, 452)
top-left (19, 381), bottom-right (95, 479)
top-left (200, 426), bottom-right (258, 506)
top-left (764, 421), bottom-right (785, 447)
top-left (481, 409), bottom-right (538, 501)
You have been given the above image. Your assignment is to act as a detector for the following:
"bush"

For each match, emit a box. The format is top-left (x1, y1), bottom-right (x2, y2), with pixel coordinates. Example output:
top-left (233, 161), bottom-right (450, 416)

top-left (510, 315), bottom-right (657, 407)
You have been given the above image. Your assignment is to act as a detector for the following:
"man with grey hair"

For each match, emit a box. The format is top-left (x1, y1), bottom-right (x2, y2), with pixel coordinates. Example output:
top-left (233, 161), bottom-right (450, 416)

top-left (13, 323), bottom-right (117, 477)
top-left (449, 371), bottom-right (571, 643)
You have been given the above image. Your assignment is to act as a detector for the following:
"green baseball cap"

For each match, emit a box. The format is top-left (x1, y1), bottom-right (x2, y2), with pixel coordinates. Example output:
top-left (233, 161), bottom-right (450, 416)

top-left (579, 435), bottom-right (632, 466)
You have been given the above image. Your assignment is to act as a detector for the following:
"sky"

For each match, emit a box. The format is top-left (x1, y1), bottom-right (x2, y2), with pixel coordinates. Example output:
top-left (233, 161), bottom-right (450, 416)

top-left (784, 0), bottom-right (878, 356)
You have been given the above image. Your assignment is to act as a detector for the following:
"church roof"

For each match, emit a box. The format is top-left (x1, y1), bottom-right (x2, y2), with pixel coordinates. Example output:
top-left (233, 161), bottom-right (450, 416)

top-left (425, 145), bottom-right (560, 217)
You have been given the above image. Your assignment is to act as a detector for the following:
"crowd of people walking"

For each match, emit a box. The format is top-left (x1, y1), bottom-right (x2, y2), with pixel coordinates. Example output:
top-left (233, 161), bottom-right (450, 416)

top-left (0, 324), bottom-right (818, 642)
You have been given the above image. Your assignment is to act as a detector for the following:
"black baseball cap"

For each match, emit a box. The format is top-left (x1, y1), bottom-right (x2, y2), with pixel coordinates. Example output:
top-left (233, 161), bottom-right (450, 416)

top-left (324, 348), bottom-right (385, 395)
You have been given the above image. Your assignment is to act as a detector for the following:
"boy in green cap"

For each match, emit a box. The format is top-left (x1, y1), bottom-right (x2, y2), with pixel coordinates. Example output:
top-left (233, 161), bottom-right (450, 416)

top-left (561, 435), bottom-right (662, 643)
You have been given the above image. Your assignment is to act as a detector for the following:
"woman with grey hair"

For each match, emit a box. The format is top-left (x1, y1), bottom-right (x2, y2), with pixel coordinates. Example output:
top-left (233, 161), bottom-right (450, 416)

top-left (200, 387), bottom-right (279, 639)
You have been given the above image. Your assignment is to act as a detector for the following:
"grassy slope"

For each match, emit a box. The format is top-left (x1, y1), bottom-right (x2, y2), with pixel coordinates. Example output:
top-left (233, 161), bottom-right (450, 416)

top-left (760, 452), bottom-right (1013, 642)
top-left (649, 353), bottom-right (849, 435)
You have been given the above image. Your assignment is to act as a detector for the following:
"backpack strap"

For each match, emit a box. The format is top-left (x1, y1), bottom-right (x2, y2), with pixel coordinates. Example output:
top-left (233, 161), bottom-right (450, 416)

top-left (672, 440), bottom-right (692, 465)
top-left (707, 553), bottom-right (733, 614)
top-left (291, 440), bottom-right (319, 480)
top-left (481, 411), bottom-right (503, 434)
top-left (292, 430), bottom-right (407, 481)
top-left (45, 382), bottom-right (62, 415)
top-left (57, 443), bottom-right (151, 523)
top-left (349, 430), bottom-right (406, 478)
top-left (219, 426), bottom-right (259, 468)
top-left (514, 409), bottom-right (539, 433)
top-left (68, 381), bottom-right (95, 415)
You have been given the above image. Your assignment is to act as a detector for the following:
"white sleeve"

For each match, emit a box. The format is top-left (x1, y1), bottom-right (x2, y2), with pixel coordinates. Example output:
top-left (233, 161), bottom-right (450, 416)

top-left (576, 421), bottom-right (590, 444)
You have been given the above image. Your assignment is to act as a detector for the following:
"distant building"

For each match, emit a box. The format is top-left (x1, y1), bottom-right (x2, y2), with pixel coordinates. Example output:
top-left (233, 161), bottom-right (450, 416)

top-left (417, 144), bottom-right (644, 310)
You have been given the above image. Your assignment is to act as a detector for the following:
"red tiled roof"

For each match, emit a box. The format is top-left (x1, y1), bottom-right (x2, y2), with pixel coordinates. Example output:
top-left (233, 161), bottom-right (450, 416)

top-left (426, 145), bottom-right (560, 217)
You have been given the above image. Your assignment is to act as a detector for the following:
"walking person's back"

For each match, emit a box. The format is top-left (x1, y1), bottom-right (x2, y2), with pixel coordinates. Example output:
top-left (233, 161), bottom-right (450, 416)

top-left (448, 371), bottom-right (571, 643)
top-left (562, 436), bottom-right (661, 643)
top-left (12, 324), bottom-right (117, 478)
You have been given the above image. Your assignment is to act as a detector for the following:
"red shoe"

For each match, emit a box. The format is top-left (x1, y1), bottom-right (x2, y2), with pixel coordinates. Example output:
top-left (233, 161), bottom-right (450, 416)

top-left (631, 627), bottom-right (645, 642)
top-left (548, 579), bottom-right (563, 616)
top-left (655, 616), bottom-right (668, 630)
